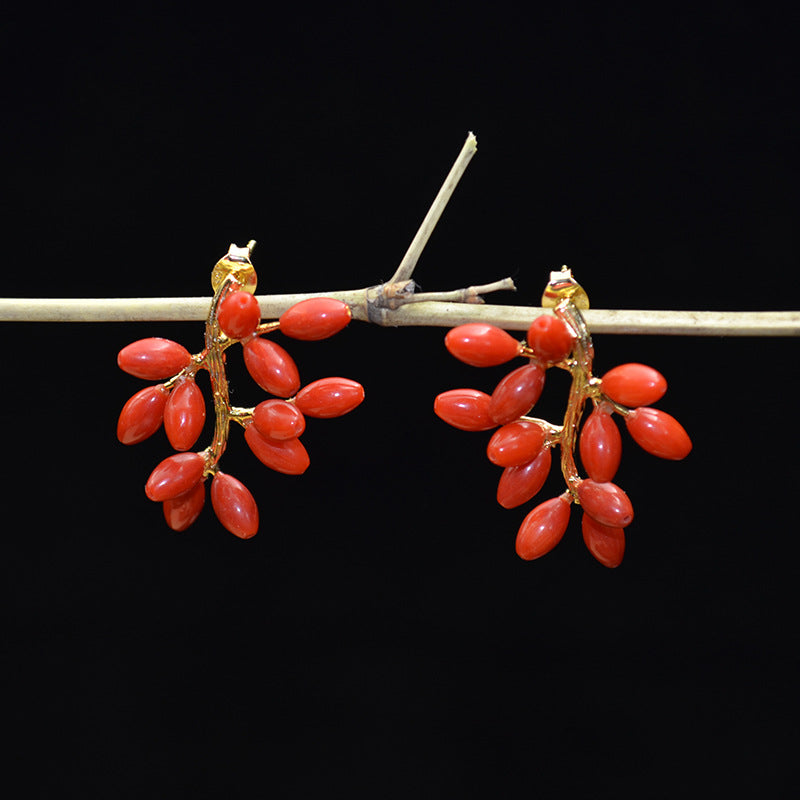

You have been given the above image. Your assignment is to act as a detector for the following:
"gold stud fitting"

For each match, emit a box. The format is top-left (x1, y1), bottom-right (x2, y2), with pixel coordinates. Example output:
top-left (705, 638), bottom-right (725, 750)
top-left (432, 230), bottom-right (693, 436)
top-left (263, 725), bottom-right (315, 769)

top-left (210, 242), bottom-right (258, 294)
top-left (541, 266), bottom-right (589, 309)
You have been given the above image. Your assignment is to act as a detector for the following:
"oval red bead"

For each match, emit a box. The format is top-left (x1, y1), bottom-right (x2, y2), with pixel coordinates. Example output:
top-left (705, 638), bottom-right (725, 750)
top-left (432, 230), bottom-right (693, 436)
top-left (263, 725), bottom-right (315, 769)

top-left (145, 452), bottom-right (206, 502)
top-left (244, 424), bottom-right (310, 475)
top-left (601, 363), bottom-right (667, 407)
top-left (117, 385), bottom-right (168, 445)
top-left (487, 420), bottom-right (546, 467)
top-left (433, 389), bottom-right (495, 431)
top-left (489, 362), bottom-right (546, 425)
top-left (253, 399), bottom-right (306, 440)
top-left (515, 495), bottom-right (572, 561)
top-left (625, 407), bottom-right (692, 460)
top-left (579, 406), bottom-right (622, 482)
top-left (581, 513), bottom-right (625, 568)
top-left (211, 472), bottom-right (259, 539)
top-left (444, 324), bottom-right (521, 367)
top-left (576, 479), bottom-right (634, 528)
top-left (279, 298), bottom-right (352, 341)
top-left (526, 316), bottom-right (574, 363)
top-left (496, 446), bottom-right (552, 509)
top-left (294, 378), bottom-right (365, 418)
top-left (164, 379), bottom-right (206, 451)
top-left (243, 337), bottom-right (301, 397)
top-left (118, 338), bottom-right (192, 380)
top-left (218, 291), bottom-right (261, 340)
top-left (163, 480), bottom-right (206, 532)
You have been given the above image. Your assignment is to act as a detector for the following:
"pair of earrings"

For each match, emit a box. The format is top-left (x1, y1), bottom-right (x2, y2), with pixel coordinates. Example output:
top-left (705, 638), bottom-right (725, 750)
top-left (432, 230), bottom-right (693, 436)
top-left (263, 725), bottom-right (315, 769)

top-left (117, 243), bottom-right (691, 567)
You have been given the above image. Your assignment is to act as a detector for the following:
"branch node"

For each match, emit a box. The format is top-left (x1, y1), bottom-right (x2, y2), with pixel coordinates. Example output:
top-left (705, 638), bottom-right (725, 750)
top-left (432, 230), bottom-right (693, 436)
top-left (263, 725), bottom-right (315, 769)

top-left (383, 280), bottom-right (419, 309)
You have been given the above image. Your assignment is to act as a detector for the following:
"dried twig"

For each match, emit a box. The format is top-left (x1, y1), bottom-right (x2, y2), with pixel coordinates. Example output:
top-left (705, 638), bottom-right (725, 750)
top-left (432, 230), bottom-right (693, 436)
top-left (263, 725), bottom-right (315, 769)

top-left (0, 295), bottom-right (797, 335)
top-left (1, 130), bottom-right (797, 337)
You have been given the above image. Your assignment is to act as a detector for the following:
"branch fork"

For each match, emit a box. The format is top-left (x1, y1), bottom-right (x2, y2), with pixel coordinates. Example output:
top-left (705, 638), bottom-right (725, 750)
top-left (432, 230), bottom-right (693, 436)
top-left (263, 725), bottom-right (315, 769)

top-left (363, 131), bottom-right (516, 322)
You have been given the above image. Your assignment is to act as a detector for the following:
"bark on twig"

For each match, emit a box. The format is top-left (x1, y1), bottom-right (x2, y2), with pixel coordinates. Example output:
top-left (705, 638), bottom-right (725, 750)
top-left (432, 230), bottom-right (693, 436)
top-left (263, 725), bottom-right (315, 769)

top-left (1, 130), bottom-right (797, 337)
top-left (0, 295), bottom-right (797, 335)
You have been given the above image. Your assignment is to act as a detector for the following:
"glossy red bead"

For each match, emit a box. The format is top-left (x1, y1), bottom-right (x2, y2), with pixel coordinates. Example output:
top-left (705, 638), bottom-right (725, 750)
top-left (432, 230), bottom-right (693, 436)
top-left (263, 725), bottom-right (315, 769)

top-left (433, 389), bottom-right (495, 431)
top-left (118, 338), bottom-right (192, 380)
top-left (581, 513), bottom-right (625, 568)
top-left (117, 385), bottom-right (168, 445)
top-left (243, 337), bottom-right (301, 397)
top-left (526, 316), bottom-right (574, 363)
top-left (163, 379), bottom-right (206, 451)
top-left (579, 406), bottom-right (622, 482)
top-left (625, 407), bottom-right (692, 460)
top-left (496, 446), bottom-right (552, 509)
top-left (279, 297), bottom-right (352, 341)
top-left (145, 452), bottom-right (206, 502)
top-left (294, 378), bottom-right (365, 418)
top-left (601, 363), bottom-right (667, 407)
top-left (253, 399), bottom-right (306, 440)
top-left (515, 495), bottom-right (572, 561)
top-left (487, 420), bottom-right (546, 467)
top-left (244, 424), bottom-right (310, 475)
top-left (211, 472), bottom-right (259, 539)
top-left (218, 291), bottom-right (261, 340)
top-left (163, 480), bottom-right (206, 532)
top-left (489, 363), bottom-right (546, 425)
top-left (576, 479), bottom-right (634, 528)
top-left (444, 324), bottom-right (521, 367)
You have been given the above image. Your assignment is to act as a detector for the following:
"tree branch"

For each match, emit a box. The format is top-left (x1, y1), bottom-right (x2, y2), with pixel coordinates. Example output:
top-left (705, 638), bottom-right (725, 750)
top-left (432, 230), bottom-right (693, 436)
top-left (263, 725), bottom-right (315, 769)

top-left (388, 131), bottom-right (478, 285)
top-left (1, 130), bottom-right (797, 337)
top-left (0, 295), bottom-right (797, 335)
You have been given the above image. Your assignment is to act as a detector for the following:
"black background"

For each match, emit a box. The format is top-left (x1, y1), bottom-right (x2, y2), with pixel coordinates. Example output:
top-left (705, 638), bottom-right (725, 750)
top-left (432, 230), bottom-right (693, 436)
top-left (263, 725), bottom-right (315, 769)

top-left (3, 3), bottom-right (798, 796)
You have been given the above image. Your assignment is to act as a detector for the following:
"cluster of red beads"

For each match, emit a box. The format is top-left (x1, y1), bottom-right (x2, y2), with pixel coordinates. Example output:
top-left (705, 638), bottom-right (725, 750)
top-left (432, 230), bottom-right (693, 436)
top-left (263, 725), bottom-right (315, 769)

top-left (434, 318), bottom-right (691, 567)
top-left (117, 294), bottom-right (363, 538)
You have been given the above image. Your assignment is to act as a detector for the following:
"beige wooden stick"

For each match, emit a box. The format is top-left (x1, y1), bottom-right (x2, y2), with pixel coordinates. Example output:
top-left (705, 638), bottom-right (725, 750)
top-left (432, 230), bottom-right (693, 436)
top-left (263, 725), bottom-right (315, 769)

top-left (388, 131), bottom-right (478, 285)
top-left (3, 132), bottom-right (796, 336)
top-left (0, 295), bottom-right (797, 335)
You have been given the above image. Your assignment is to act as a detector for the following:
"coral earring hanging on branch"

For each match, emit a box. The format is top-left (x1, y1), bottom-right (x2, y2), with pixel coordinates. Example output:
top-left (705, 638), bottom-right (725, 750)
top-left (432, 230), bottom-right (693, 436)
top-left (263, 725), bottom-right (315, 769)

top-left (435, 267), bottom-right (692, 567)
top-left (117, 241), bottom-right (364, 538)
top-left (113, 136), bottom-right (510, 541)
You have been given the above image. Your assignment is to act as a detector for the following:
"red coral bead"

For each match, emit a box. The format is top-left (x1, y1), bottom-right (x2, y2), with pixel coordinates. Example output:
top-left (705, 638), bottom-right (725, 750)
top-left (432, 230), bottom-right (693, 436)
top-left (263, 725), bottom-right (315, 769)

top-left (211, 472), bottom-right (259, 539)
top-left (117, 385), bottom-right (168, 444)
top-left (579, 406), bottom-right (622, 482)
top-left (433, 389), bottom-right (495, 431)
top-left (581, 513), bottom-right (625, 568)
top-left (496, 446), bottom-right (552, 509)
top-left (252, 399), bottom-right (306, 440)
top-left (163, 379), bottom-right (206, 451)
top-left (244, 424), bottom-right (310, 475)
top-left (118, 338), bottom-right (192, 380)
top-left (279, 298), bottom-right (352, 341)
top-left (515, 495), bottom-right (572, 561)
top-left (601, 363), bottom-right (667, 407)
top-left (145, 452), bottom-right (206, 502)
top-left (625, 407), bottom-right (692, 460)
top-left (163, 480), bottom-right (206, 532)
top-left (218, 291), bottom-right (261, 340)
top-left (242, 337), bottom-right (301, 397)
top-left (576, 479), bottom-right (634, 528)
top-left (489, 363), bottom-right (546, 425)
top-left (294, 378), bottom-right (365, 418)
top-left (487, 420), bottom-right (546, 467)
top-left (526, 316), bottom-right (574, 363)
top-left (444, 324), bottom-right (522, 367)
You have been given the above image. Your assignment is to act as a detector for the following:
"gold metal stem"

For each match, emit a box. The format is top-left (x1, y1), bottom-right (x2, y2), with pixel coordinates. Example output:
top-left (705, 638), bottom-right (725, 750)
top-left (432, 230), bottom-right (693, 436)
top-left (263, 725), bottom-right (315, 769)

top-left (548, 271), bottom-right (594, 501)
top-left (201, 277), bottom-right (238, 475)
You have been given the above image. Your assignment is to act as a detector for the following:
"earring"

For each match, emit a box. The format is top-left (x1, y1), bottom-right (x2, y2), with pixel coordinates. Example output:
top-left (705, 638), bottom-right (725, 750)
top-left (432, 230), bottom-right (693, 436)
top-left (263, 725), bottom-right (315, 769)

top-left (434, 267), bottom-right (692, 567)
top-left (116, 241), bottom-right (364, 538)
